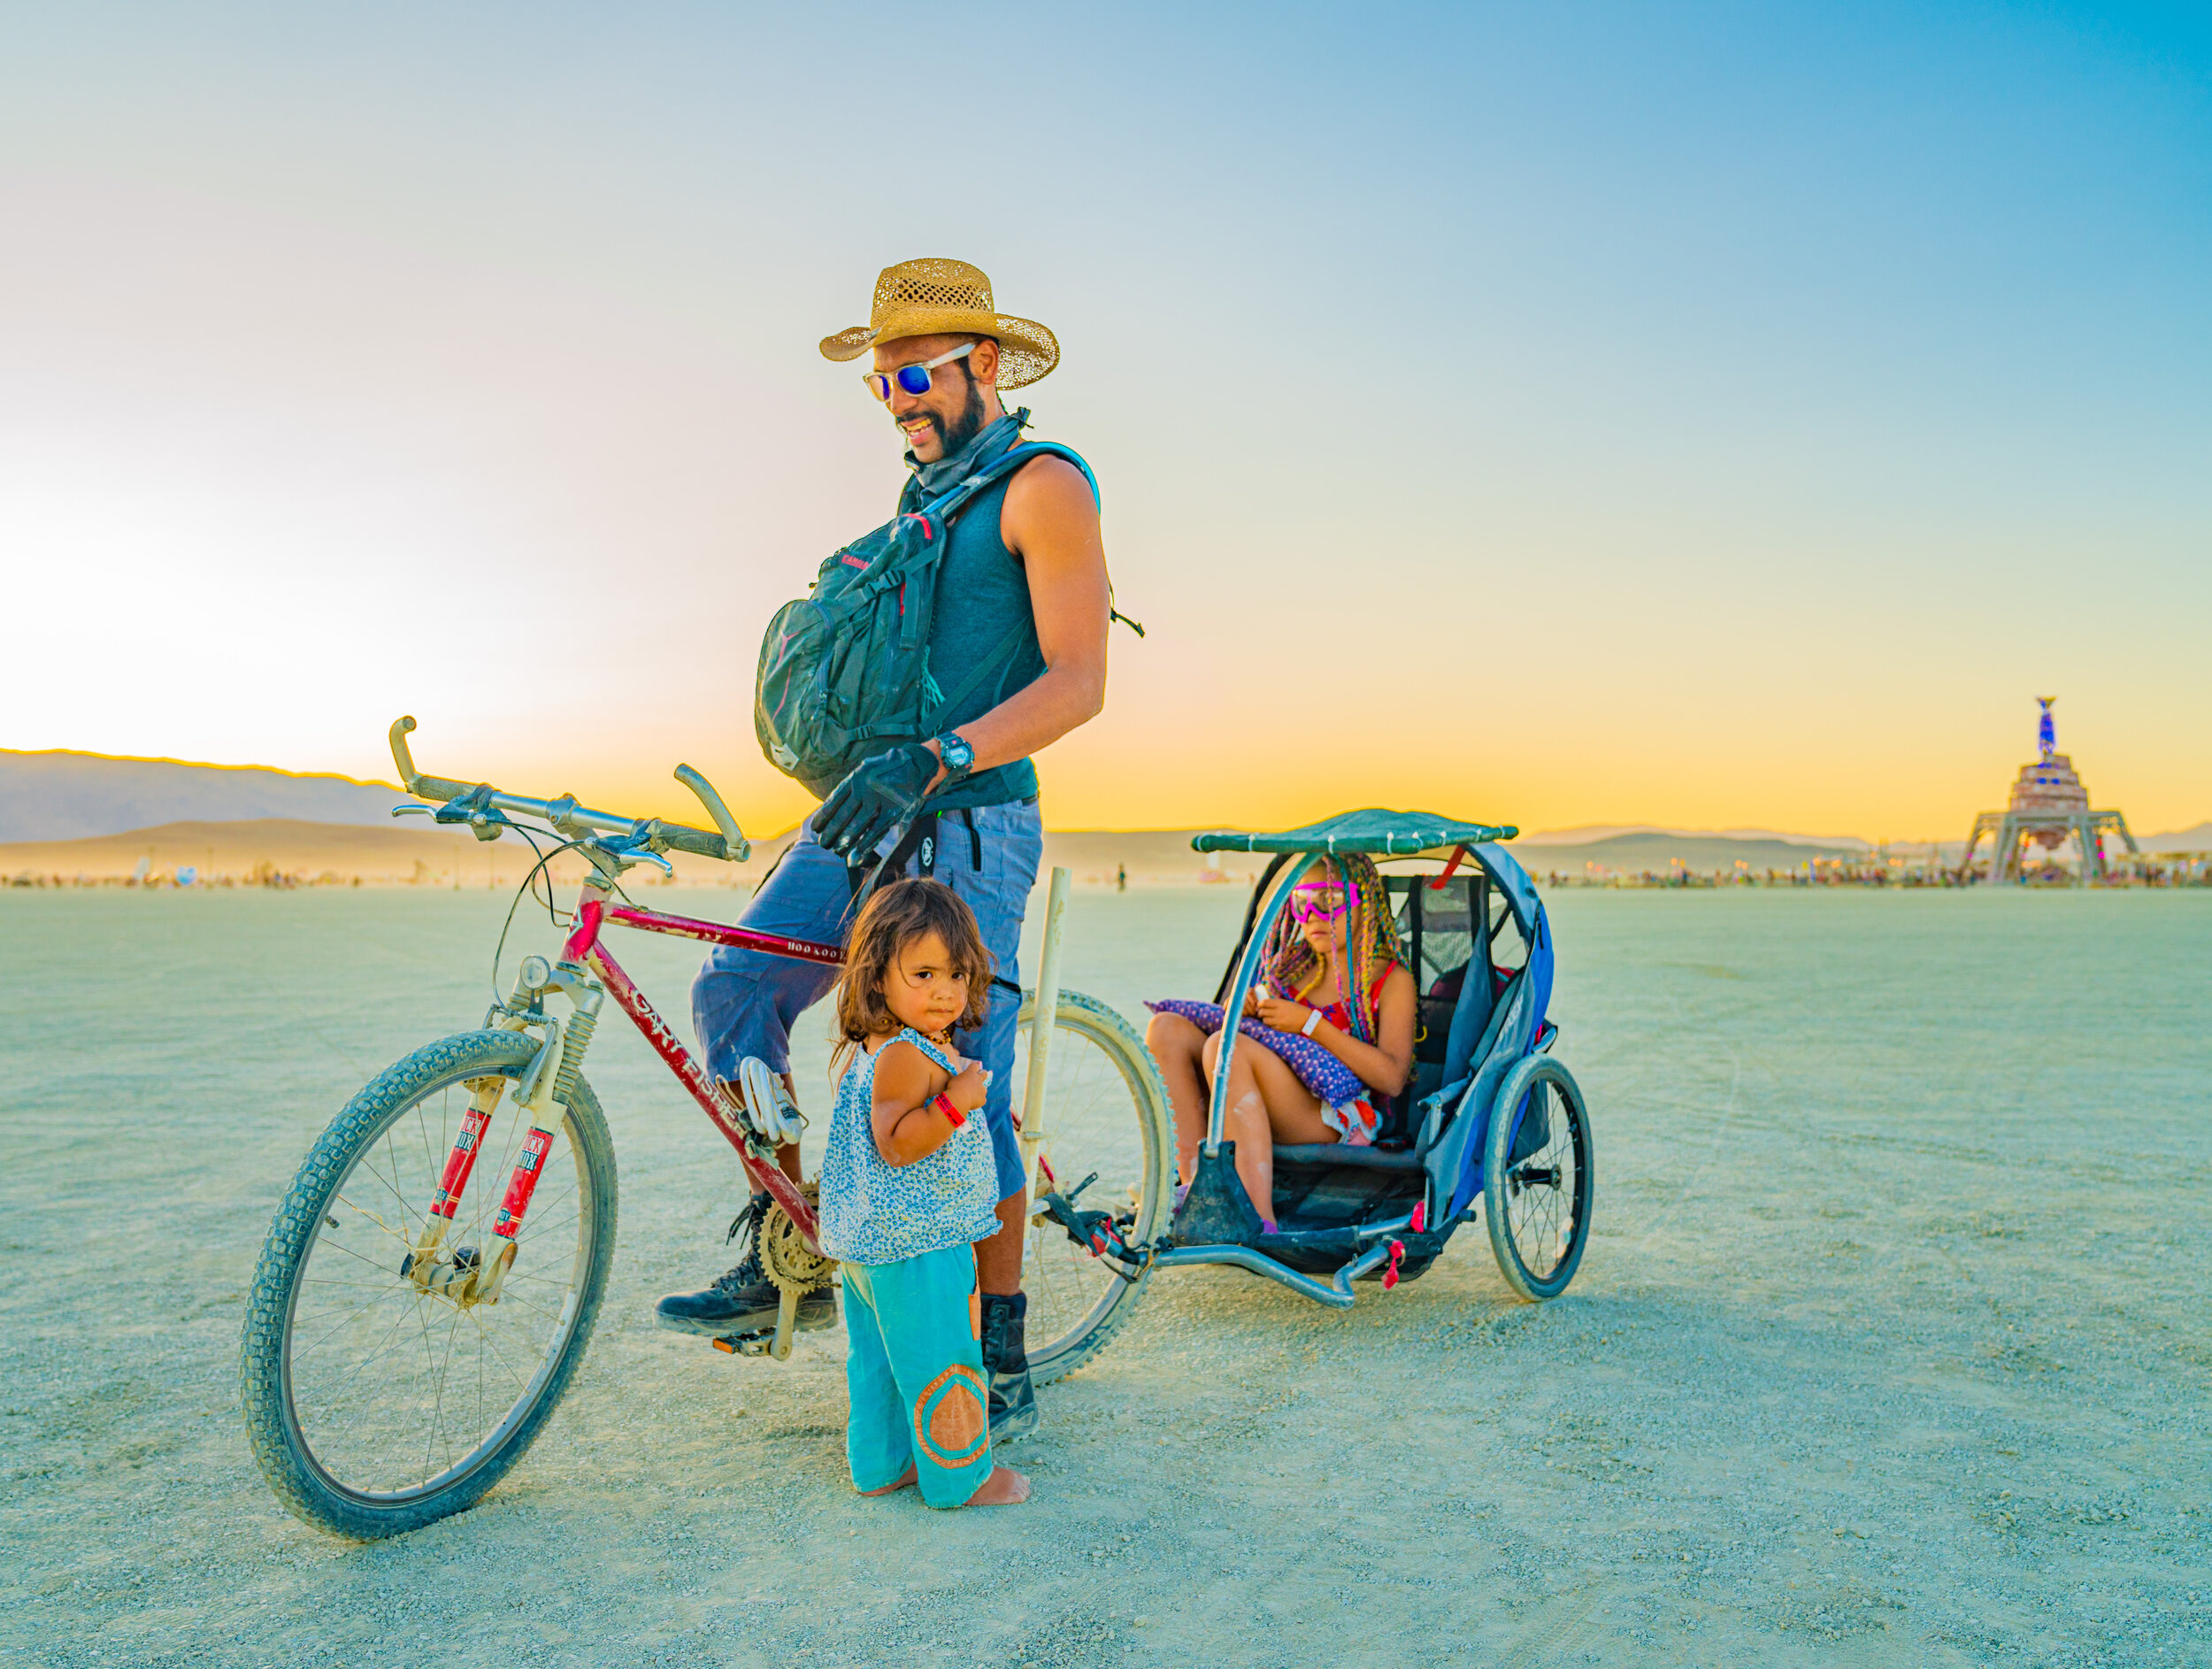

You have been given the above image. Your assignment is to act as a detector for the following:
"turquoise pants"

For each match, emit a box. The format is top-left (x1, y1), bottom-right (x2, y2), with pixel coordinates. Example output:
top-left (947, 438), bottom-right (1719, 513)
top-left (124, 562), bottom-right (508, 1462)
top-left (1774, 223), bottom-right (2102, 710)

top-left (841, 1242), bottom-right (995, 1508)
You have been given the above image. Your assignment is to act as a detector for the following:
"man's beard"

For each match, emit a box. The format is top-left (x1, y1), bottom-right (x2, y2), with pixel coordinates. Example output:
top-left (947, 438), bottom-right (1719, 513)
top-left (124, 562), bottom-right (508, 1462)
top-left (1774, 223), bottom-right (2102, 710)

top-left (902, 372), bottom-right (988, 457)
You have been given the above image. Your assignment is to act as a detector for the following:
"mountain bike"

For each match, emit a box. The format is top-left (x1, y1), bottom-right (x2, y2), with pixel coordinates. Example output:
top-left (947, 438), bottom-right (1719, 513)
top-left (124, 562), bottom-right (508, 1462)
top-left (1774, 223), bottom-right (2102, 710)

top-left (241, 718), bottom-right (1172, 1539)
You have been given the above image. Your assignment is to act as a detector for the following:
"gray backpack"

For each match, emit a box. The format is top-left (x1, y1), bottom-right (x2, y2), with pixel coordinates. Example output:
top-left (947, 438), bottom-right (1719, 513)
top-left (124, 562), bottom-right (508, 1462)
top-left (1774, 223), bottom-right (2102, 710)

top-left (754, 442), bottom-right (1096, 798)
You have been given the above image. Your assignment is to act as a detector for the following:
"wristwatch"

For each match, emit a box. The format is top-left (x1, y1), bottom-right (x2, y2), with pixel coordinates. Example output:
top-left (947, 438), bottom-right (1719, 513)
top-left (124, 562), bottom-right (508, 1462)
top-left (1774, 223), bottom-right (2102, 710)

top-left (933, 730), bottom-right (975, 786)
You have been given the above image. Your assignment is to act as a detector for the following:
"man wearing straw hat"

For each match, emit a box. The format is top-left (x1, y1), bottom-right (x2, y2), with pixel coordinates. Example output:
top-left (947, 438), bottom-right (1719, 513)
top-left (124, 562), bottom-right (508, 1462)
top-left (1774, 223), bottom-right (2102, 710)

top-left (664, 259), bottom-right (1111, 1444)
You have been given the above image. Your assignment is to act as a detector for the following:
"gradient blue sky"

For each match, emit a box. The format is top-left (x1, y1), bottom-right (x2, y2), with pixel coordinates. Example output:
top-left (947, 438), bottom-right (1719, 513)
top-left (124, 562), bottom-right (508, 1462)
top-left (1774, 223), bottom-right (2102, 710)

top-left (4, 3), bottom-right (2206, 836)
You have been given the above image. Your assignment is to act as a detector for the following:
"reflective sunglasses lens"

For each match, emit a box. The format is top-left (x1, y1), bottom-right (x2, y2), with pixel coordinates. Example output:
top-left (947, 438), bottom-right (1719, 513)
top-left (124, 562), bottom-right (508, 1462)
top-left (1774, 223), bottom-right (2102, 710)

top-left (895, 363), bottom-right (934, 396)
top-left (863, 373), bottom-right (893, 401)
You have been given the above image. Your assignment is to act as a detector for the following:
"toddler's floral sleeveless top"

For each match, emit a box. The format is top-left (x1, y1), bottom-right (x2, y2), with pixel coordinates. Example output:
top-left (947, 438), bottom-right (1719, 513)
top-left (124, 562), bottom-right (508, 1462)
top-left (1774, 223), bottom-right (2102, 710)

top-left (818, 1027), bottom-right (1001, 1266)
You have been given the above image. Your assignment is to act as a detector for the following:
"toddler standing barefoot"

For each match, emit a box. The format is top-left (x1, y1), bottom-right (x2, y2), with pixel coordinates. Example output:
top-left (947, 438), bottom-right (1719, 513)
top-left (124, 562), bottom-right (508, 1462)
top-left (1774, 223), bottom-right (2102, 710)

top-left (818, 878), bottom-right (1030, 1509)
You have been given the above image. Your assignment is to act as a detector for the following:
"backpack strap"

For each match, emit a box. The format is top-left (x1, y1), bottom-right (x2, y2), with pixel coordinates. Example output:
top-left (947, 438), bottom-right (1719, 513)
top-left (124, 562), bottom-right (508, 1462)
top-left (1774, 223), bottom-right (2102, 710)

top-left (919, 439), bottom-right (1098, 524)
top-left (868, 442), bottom-right (1097, 658)
top-left (908, 441), bottom-right (1100, 730)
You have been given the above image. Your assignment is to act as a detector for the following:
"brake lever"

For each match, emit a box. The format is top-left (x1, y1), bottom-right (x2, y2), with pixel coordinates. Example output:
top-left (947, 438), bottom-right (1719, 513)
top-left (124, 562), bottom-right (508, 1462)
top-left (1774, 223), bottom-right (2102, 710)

top-left (588, 837), bottom-right (674, 878)
top-left (391, 804), bottom-right (432, 818)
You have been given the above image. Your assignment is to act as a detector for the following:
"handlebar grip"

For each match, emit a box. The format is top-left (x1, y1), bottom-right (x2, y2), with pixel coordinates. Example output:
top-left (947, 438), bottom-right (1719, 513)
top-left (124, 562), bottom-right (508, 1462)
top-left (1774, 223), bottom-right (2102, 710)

top-left (657, 824), bottom-right (732, 859)
top-left (674, 764), bottom-right (749, 862)
top-left (388, 715), bottom-right (472, 804)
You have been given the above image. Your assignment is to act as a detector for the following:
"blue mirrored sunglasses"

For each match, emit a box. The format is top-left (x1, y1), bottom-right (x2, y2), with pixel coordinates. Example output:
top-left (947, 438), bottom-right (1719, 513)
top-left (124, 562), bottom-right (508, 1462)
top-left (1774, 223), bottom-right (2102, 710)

top-left (861, 341), bottom-right (977, 402)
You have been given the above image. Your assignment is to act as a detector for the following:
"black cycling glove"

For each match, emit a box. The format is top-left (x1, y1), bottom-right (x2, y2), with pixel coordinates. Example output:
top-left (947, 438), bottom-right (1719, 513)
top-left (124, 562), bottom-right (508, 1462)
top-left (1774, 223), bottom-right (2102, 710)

top-left (815, 742), bottom-right (937, 860)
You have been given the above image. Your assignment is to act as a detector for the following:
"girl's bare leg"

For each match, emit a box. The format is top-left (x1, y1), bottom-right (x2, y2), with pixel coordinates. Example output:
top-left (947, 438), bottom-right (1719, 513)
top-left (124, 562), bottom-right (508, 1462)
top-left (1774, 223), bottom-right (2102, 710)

top-left (1199, 1034), bottom-right (1332, 1224)
top-left (1144, 1012), bottom-right (1211, 1182)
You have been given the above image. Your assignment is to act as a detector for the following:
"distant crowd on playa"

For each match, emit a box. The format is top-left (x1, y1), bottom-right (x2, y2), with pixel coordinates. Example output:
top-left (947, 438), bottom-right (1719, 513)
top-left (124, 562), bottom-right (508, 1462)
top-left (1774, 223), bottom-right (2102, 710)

top-left (1545, 854), bottom-right (2210, 888)
top-left (16, 854), bottom-right (2209, 891)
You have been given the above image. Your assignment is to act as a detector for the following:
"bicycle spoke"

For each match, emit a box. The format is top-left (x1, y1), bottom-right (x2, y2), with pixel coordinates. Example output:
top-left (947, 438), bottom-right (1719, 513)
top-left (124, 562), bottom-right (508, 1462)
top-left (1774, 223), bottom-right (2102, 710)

top-left (423, 1304), bottom-right (466, 1478)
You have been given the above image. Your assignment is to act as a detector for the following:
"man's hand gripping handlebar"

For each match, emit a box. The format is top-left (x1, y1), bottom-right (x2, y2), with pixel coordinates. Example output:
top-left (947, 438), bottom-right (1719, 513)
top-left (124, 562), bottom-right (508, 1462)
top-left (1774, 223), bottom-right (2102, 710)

top-left (388, 715), bottom-right (750, 862)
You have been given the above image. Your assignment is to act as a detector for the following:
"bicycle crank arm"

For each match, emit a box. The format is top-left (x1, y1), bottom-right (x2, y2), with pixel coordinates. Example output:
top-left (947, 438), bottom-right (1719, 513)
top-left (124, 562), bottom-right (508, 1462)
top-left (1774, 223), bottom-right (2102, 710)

top-left (770, 1288), bottom-right (798, 1361)
top-left (704, 1288), bottom-right (805, 1363)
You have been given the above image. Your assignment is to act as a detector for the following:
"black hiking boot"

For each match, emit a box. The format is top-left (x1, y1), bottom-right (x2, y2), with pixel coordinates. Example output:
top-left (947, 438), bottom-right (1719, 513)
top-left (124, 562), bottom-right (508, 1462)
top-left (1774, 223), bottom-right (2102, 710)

top-left (655, 1192), bottom-right (835, 1338)
top-left (979, 1291), bottom-right (1039, 1444)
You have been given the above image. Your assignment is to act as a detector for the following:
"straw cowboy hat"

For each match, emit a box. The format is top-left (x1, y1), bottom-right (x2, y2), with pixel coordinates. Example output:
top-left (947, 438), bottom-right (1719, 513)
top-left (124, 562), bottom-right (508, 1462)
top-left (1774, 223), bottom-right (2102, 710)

top-left (818, 258), bottom-right (1059, 389)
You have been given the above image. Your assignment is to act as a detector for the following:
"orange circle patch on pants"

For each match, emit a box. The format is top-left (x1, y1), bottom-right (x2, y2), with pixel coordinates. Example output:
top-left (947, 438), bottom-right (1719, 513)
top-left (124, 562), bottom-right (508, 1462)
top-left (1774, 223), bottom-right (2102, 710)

top-left (912, 1365), bottom-right (990, 1469)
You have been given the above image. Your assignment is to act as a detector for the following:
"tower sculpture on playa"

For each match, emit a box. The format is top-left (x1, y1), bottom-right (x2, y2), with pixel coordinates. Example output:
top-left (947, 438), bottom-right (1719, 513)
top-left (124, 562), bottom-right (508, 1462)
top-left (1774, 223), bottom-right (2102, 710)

top-left (1959, 698), bottom-right (2137, 885)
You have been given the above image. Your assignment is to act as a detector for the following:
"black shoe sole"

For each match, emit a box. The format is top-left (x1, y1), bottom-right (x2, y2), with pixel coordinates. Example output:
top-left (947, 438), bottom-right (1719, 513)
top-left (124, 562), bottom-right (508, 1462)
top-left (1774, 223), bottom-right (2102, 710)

top-left (655, 1298), bottom-right (837, 1338)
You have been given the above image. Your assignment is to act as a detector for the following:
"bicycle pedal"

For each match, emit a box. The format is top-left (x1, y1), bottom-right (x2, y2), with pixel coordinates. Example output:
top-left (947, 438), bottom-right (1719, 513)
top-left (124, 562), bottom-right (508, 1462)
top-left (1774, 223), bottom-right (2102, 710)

top-left (710, 1330), bottom-right (774, 1358)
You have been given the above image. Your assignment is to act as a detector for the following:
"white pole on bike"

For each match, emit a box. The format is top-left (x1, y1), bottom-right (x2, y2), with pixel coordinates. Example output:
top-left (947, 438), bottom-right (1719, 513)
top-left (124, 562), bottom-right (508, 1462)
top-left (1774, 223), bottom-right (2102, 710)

top-left (1018, 865), bottom-right (1071, 1207)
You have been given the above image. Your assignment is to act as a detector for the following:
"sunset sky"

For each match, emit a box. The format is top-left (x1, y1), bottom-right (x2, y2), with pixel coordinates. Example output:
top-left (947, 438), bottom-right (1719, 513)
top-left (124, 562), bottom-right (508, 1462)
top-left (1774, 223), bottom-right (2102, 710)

top-left (4, 4), bottom-right (2207, 840)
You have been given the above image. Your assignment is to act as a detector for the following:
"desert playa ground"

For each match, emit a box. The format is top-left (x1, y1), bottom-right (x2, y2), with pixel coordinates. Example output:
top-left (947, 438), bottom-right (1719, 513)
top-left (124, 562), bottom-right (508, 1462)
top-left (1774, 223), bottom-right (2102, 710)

top-left (3, 887), bottom-right (2208, 1667)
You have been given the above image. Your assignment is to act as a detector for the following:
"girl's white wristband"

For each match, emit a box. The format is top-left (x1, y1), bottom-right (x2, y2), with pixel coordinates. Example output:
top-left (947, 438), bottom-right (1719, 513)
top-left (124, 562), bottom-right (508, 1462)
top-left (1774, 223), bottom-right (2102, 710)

top-left (1300, 1009), bottom-right (1322, 1038)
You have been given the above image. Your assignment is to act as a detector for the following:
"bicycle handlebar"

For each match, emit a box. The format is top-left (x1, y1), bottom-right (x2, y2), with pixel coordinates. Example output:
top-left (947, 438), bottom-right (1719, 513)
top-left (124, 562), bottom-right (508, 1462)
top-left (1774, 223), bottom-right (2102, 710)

top-left (388, 716), bottom-right (750, 862)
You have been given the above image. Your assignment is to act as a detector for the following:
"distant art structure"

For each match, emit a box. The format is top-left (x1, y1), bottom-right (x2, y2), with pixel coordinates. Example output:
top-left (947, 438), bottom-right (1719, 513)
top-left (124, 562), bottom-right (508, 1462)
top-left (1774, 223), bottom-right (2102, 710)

top-left (1960, 698), bottom-right (2137, 885)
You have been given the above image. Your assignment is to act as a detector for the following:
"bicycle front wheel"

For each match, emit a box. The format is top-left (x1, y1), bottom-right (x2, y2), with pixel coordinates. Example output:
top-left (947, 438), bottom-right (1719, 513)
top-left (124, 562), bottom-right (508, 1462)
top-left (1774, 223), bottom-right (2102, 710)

top-left (1011, 990), bottom-right (1174, 1383)
top-left (241, 1030), bottom-right (617, 1539)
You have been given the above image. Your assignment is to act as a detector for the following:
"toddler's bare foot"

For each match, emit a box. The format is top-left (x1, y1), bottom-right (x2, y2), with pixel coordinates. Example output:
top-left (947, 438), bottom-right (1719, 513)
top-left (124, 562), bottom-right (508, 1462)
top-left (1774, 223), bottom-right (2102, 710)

top-left (964, 1465), bottom-right (1030, 1506)
top-left (861, 1464), bottom-right (918, 1496)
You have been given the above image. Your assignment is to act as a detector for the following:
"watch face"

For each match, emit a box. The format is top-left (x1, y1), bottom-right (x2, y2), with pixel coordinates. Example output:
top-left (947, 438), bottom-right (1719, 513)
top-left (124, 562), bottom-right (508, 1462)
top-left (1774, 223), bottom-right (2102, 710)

top-left (942, 735), bottom-right (973, 771)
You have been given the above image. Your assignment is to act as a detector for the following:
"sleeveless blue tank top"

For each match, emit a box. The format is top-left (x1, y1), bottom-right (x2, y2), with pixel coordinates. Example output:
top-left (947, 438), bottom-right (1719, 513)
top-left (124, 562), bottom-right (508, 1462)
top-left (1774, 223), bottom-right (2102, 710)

top-left (899, 418), bottom-right (1087, 810)
top-left (817, 1027), bottom-right (1001, 1266)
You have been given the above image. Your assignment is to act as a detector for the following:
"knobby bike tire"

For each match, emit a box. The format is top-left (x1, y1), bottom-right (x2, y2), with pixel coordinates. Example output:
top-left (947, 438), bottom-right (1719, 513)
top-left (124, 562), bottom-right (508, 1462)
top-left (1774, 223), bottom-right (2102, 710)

top-left (240, 1030), bottom-right (617, 1539)
top-left (1017, 990), bottom-right (1175, 1386)
top-left (1482, 1055), bottom-right (1594, 1303)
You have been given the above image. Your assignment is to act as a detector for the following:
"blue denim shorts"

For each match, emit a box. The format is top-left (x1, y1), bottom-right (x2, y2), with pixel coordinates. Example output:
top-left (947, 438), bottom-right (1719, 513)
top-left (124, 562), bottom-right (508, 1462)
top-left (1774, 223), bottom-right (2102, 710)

top-left (690, 801), bottom-right (1042, 1204)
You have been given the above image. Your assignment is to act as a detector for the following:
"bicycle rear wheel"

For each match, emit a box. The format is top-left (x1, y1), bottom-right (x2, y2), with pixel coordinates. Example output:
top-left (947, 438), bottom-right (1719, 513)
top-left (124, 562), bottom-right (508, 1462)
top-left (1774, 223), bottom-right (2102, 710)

top-left (1011, 991), bottom-right (1173, 1382)
top-left (1482, 1056), bottom-right (1594, 1302)
top-left (241, 1030), bottom-right (617, 1538)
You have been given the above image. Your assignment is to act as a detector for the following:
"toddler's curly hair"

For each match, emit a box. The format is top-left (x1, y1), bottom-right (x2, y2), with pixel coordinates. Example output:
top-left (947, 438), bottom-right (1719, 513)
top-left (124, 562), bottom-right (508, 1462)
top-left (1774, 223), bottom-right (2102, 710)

top-left (834, 877), bottom-right (993, 1052)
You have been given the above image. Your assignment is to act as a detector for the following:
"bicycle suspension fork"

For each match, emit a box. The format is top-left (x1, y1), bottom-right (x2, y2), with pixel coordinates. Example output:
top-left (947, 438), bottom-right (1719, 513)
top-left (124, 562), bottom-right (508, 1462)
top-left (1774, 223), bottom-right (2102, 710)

top-left (406, 910), bottom-right (607, 1306)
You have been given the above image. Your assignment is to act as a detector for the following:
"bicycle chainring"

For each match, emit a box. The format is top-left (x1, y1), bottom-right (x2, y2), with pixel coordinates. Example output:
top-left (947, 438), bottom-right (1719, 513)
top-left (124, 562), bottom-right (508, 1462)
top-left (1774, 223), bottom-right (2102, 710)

top-left (758, 1181), bottom-right (834, 1294)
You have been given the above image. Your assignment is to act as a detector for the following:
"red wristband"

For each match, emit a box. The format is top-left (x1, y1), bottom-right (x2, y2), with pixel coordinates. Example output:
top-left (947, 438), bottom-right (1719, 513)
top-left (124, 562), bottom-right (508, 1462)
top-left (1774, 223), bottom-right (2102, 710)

top-left (933, 1092), bottom-right (966, 1128)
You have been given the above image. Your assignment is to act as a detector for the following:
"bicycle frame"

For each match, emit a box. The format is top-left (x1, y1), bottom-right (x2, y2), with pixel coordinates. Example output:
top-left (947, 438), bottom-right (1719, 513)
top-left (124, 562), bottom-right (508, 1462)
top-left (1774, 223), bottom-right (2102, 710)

top-left (564, 884), bottom-right (841, 1242)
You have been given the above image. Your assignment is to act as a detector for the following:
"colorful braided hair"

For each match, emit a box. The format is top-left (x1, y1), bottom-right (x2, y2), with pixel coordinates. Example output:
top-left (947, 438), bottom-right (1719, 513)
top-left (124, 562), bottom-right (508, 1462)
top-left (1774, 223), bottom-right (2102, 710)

top-left (1261, 853), bottom-right (1399, 1043)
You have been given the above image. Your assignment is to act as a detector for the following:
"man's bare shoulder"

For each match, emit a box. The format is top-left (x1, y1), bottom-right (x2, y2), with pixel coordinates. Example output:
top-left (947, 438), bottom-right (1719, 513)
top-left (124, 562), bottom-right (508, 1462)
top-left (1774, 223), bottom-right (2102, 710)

top-left (1001, 449), bottom-right (1096, 516)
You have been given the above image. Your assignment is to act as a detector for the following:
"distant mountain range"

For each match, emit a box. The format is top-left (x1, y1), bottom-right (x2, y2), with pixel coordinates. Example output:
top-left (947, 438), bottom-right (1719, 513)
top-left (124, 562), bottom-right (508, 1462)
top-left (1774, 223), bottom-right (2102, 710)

top-left (1509, 831), bottom-right (1858, 873)
top-left (1518, 823), bottom-right (1871, 851)
top-left (4, 748), bottom-right (2203, 864)
top-left (2141, 821), bottom-right (2212, 854)
top-left (1, 750), bottom-right (399, 842)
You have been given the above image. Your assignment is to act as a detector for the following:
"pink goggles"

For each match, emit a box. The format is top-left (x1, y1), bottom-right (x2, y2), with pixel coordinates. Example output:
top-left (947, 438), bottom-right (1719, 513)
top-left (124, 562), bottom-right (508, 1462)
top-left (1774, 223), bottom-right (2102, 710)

top-left (1287, 881), bottom-right (1357, 923)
